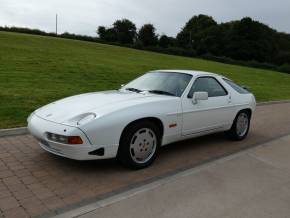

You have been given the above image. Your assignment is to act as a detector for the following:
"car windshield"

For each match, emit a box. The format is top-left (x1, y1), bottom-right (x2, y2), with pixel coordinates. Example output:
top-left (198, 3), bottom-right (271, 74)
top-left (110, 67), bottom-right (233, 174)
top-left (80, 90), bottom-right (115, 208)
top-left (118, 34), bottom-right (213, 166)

top-left (122, 72), bottom-right (192, 97)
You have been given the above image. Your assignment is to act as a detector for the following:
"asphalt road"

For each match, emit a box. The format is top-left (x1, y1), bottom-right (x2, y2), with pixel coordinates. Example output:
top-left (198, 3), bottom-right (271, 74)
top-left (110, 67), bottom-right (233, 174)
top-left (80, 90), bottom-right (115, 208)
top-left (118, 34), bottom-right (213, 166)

top-left (0, 102), bottom-right (290, 217)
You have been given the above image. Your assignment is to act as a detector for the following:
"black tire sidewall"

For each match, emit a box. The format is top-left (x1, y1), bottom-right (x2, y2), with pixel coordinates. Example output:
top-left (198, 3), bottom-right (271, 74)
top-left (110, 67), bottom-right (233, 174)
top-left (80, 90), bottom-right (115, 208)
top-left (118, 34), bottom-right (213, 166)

top-left (228, 111), bottom-right (251, 141)
top-left (118, 121), bottom-right (161, 169)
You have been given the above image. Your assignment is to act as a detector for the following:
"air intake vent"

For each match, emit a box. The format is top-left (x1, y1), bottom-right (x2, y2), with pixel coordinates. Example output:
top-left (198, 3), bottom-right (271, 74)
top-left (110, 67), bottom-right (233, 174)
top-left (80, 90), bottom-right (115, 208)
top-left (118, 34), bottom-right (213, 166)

top-left (89, 148), bottom-right (105, 156)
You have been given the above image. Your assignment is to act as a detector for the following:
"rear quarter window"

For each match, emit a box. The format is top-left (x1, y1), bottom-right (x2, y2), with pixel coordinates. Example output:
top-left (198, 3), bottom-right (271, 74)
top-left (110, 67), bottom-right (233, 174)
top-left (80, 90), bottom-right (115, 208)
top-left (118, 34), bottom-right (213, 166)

top-left (223, 79), bottom-right (250, 94)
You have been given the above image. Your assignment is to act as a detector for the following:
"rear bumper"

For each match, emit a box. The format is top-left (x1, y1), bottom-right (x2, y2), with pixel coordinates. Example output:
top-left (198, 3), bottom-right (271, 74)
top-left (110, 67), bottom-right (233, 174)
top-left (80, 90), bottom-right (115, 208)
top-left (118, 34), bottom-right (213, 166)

top-left (27, 114), bottom-right (118, 160)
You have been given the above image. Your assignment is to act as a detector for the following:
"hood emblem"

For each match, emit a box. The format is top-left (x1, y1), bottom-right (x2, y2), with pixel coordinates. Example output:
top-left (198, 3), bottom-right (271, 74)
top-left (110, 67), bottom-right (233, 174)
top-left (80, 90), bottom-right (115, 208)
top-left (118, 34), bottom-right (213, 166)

top-left (46, 114), bottom-right (53, 117)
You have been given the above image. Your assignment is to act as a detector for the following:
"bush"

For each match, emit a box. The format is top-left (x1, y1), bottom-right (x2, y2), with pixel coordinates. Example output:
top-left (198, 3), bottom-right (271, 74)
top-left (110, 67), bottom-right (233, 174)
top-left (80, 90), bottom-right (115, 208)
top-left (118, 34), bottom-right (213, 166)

top-left (0, 26), bottom-right (54, 36)
top-left (277, 64), bottom-right (290, 74)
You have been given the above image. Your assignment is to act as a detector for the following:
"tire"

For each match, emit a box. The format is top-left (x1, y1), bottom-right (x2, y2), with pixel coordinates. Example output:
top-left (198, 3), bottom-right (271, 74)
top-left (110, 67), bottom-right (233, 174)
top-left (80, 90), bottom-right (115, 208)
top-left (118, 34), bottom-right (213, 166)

top-left (117, 121), bottom-right (161, 169)
top-left (226, 110), bottom-right (251, 141)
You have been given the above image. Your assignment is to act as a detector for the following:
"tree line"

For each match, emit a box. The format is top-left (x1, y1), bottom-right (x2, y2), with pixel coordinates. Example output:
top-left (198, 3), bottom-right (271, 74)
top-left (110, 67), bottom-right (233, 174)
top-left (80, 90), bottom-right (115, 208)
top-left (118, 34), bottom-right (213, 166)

top-left (97, 15), bottom-right (290, 73)
top-left (1, 14), bottom-right (290, 73)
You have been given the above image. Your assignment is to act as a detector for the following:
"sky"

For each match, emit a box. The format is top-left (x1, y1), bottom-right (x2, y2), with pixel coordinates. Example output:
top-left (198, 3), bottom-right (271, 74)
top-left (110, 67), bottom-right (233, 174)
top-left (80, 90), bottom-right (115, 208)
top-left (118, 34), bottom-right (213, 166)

top-left (0, 0), bottom-right (289, 37)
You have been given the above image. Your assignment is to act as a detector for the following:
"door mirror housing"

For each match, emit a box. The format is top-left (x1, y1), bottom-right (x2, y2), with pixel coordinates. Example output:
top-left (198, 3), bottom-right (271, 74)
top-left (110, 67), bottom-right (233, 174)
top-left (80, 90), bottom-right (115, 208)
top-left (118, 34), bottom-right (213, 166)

top-left (192, 92), bottom-right (208, 104)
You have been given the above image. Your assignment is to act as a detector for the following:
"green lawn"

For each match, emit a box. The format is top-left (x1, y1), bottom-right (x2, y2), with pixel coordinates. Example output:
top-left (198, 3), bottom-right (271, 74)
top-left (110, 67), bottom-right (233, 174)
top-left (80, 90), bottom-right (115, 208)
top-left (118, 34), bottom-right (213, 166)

top-left (1, 31), bottom-right (290, 128)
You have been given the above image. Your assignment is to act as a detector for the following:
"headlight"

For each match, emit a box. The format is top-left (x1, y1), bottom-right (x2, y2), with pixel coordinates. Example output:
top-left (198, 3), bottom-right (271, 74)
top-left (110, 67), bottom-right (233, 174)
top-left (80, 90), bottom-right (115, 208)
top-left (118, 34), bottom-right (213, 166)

top-left (77, 113), bottom-right (97, 126)
top-left (47, 133), bottom-right (83, 144)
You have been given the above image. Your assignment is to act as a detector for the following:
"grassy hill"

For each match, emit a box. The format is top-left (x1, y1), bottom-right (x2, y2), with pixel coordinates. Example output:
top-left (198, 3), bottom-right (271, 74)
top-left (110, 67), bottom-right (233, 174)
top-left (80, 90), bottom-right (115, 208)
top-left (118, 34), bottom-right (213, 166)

top-left (1, 31), bottom-right (290, 128)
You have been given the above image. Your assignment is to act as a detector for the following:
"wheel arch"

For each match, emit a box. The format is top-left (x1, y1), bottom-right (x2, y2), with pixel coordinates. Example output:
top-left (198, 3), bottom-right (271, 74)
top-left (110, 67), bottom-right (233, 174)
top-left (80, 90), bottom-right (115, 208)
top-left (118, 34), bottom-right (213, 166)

top-left (227, 107), bottom-right (252, 141)
top-left (230, 108), bottom-right (253, 128)
top-left (119, 117), bottom-right (164, 145)
top-left (239, 108), bottom-right (252, 119)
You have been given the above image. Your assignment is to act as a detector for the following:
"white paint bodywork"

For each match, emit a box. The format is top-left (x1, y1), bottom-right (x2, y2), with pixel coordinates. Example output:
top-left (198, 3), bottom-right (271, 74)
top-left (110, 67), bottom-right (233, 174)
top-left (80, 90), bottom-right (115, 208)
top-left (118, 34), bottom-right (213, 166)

top-left (27, 70), bottom-right (256, 160)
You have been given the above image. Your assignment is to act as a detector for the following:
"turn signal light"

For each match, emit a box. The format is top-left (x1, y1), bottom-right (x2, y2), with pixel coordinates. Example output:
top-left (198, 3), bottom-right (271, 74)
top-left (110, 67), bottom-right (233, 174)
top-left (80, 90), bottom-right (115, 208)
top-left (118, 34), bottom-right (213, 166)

top-left (68, 136), bottom-right (83, 145)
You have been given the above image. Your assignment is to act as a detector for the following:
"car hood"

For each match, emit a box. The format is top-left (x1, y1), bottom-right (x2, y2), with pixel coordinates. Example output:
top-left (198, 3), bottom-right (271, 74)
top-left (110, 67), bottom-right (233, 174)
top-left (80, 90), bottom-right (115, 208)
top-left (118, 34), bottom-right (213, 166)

top-left (35, 90), bottom-right (158, 125)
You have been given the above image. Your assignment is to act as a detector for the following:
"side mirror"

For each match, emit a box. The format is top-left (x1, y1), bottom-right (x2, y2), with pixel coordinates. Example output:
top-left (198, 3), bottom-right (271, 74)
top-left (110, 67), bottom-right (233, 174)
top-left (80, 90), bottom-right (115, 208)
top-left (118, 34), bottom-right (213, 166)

top-left (192, 92), bottom-right (208, 104)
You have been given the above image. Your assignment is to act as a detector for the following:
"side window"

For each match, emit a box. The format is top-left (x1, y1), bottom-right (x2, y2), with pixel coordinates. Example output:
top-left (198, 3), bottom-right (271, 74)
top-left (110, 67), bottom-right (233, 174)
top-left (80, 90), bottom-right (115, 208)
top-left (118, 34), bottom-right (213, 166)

top-left (188, 77), bottom-right (228, 98)
top-left (223, 79), bottom-right (250, 94)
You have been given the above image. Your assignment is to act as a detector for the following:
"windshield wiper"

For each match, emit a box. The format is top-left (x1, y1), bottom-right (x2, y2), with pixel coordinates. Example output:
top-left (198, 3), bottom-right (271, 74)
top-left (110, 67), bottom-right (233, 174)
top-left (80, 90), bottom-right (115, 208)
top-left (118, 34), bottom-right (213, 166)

top-left (148, 90), bottom-right (176, 97)
top-left (125, 87), bottom-right (142, 93)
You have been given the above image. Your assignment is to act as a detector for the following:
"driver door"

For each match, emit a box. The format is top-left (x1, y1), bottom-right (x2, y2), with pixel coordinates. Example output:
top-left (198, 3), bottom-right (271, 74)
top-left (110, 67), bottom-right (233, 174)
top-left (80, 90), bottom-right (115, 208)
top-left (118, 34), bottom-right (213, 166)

top-left (181, 76), bottom-right (233, 136)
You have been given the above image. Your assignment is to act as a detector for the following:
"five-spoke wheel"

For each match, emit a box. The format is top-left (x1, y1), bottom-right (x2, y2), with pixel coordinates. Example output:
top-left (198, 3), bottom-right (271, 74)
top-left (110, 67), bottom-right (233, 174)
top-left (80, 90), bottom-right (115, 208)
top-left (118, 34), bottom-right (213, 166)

top-left (118, 121), bottom-right (161, 169)
top-left (227, 110), bottom-right (251, 140)
top-left (129, 128), bottom-right (157, 164)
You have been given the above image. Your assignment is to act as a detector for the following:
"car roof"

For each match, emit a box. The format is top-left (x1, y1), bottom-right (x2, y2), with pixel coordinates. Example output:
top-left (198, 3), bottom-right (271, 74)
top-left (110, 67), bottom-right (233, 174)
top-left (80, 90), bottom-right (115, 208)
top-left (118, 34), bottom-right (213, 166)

top-left (152, 69), bottom-right (219, 77)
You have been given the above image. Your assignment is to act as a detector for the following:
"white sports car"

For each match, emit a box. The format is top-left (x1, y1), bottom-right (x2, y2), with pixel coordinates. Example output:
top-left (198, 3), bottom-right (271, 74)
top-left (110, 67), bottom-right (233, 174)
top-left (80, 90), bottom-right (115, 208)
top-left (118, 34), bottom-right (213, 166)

top-left (28, 70), bottom-right (256, 169)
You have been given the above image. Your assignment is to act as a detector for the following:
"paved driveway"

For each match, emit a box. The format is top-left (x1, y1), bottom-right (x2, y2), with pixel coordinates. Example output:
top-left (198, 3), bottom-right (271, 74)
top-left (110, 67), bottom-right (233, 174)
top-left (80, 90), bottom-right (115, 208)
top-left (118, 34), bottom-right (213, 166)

top-left (0, 102), bottom-right (290, 218)
top-left (78, 135), bottom-right (290, 218)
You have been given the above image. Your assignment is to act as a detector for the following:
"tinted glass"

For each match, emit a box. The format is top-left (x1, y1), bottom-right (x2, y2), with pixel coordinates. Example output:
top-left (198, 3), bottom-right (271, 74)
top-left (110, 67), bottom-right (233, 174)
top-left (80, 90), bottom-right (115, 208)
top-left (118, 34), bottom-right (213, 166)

top-left (188, 77), bottom-right (228, 98)
top-left (123, 72), bottom-right (192, 97)
top-left (223, 79), bottom-right (249, 94)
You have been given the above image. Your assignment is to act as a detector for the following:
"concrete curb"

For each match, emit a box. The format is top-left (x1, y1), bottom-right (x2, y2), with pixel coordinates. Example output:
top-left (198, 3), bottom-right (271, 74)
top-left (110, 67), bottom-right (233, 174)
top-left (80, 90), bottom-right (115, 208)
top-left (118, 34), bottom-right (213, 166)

top-left (257, 100), bottom-right (290, 106)
top-left (0, 127), bottom-right (28, 137)
top-left (1, 100), bottom-right (290, 138)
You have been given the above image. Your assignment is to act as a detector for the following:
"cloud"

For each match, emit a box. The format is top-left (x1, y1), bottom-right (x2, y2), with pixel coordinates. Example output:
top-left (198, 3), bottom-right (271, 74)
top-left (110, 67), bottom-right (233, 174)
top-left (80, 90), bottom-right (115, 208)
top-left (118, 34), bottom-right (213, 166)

top-left (0, 0), bottom-right (289, 36)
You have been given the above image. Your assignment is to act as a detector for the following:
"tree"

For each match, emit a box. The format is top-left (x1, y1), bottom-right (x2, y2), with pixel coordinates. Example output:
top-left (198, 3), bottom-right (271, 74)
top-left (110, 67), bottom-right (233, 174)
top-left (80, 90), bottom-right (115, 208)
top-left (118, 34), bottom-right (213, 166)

top-left (97, 26), bottom-right (107, 40)
top-left (159, 35), bottom-right (170, 48)
top-left (138, 24), bottom-right (158, 46)
top-left (113, 19), bottom-right (137, 44)
top-left (97, 26), bottom-right (117, 42)
top-left (97, 19), bottom-right (136, 44)
top-left (177, 14), bottom-right (217, 51)
top-left (222, 17), bottom-right (278, 62)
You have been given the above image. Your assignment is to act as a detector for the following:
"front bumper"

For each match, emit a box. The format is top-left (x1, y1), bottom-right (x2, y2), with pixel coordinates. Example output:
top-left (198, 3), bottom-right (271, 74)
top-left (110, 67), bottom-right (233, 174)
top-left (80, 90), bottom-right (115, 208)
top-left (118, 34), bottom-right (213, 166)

top-left (28, 114), bottom-right (118, 160)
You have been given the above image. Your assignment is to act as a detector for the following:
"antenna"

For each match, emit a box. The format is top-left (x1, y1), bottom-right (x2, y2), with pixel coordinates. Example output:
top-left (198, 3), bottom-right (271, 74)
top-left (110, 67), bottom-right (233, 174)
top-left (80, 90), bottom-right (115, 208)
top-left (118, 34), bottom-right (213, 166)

top-left (56, 13), bottom-right (58, 35)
